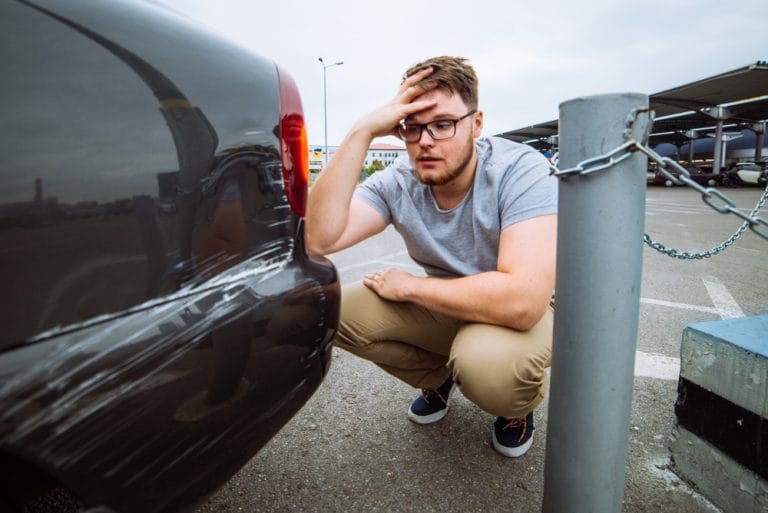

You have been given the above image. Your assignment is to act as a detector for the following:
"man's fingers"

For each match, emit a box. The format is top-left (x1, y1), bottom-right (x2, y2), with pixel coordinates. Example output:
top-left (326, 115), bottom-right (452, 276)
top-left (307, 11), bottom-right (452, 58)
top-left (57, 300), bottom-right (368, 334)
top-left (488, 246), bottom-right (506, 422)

top-left (401, 80), bottom-right (438, 104)
top-left (400, 98), bottom-right (438, 118)
top-left (359, 68), bottom-right (437, 139)
top-left (397, 66), bottom-right (434, 96)
top-left (400, 66), bottom-right (432, 87)
top-left (400, 72), bottom-right (438, 102)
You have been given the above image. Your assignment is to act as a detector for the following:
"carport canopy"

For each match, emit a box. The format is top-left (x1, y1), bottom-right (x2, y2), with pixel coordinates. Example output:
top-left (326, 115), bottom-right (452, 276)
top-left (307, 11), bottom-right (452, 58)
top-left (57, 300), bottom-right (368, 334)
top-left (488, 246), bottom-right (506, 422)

top-left (497, 61), bottom-right (768, 170)
top-left (496, 119), bottom-right (558, 146)
top-left (650, 61), bottom-right (768, 117)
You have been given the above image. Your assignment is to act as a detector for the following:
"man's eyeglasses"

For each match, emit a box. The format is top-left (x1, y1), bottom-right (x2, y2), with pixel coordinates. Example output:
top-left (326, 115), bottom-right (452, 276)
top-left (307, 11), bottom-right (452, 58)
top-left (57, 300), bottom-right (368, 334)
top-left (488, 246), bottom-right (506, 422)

top-left (397, 110), bottom-right (476, 143)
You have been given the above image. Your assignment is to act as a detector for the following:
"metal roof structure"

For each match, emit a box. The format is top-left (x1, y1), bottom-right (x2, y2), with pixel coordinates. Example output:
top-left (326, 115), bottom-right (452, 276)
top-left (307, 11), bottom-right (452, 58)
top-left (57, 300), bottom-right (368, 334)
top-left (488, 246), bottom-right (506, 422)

top-left (650, 61), bottom-right (768, 117)
top-left (497, 119), bottom-right (558, 145)
top-left (649, 98), bottom-right (768, 147)
top-left (497, 61), bottom-right (768, 170)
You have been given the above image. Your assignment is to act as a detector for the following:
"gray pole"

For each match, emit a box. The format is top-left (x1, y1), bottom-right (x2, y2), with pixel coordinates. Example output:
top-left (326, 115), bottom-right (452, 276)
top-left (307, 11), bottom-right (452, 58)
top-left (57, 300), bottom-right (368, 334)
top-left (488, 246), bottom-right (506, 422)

top-left (318, 58), bottom-right (343, 168)
top-left (319, 57), bottom-right (329, 168)
top-left (712, 120), bottom-right (724, 174)
top-left (685, 130), bottom-right (697, 165)
top-left (543, 93), bottom-right (649, 513)
top-left (322, 61), bottom-right (328, 167)
top-left (755, 122), bottom-right (765, 162)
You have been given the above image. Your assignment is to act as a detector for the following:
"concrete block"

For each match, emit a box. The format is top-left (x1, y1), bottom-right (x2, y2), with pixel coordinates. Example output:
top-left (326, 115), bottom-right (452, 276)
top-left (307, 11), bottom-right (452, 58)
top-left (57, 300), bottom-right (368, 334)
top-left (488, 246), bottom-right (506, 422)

top-left (670, 425), bottom-right (768, 513)
top-left (680, 314), bottom-right (768, 417)
top-left (671, 314), bottom-right (768, 513)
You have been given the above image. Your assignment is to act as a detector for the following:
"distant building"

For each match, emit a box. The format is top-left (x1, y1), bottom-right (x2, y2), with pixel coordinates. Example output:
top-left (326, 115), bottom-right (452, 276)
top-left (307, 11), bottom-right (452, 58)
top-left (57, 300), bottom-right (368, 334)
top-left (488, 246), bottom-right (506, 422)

top-left (363, 143), bottom-right (407, 169)
top-left (308, 143), bottom-right (407, 173)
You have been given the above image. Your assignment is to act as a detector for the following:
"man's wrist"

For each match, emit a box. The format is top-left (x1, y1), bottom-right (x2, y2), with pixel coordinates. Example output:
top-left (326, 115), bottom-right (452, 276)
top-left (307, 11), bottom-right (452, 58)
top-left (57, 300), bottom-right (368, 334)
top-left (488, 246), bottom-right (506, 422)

top-left (347, 122), bottom-right (377, 143)
top-left (400, 274), bottom-right (421, 302)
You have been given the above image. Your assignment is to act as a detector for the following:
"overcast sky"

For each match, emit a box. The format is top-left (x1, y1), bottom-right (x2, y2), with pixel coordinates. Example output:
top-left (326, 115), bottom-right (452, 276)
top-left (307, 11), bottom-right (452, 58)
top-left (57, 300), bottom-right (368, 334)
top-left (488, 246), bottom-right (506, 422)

top-left (159, 0), bottom-right (766, 148)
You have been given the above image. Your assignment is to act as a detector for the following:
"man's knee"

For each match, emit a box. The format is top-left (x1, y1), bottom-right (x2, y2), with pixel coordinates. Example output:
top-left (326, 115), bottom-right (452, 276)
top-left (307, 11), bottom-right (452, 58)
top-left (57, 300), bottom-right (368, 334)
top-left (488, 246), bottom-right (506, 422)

top-left (333, 282), bottom-right (382, 351)
top-left (449, 326), bottom-right (551, 417)
top-left (452, 345), bottom-right (547, 392)
top-left (454, 352), bottom-right (548, 417)
top-left (333, 319), bottom-right (370, 353)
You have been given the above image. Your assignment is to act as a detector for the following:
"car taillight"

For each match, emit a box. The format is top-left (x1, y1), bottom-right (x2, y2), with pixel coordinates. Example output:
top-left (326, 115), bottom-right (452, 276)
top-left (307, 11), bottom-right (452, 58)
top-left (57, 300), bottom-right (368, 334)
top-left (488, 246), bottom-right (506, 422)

top-left (276, 65), bottom-right (308, 217)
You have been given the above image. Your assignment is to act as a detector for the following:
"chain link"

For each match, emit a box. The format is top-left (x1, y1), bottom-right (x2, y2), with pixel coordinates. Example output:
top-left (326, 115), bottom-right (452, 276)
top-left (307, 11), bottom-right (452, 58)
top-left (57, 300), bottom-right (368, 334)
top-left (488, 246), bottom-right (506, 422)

top-left (549, 113), bottom-right (768, 258)
top-left (635, 145), bottom-right (768, 257)
top-left (641, 183), bottom-right (768, 259)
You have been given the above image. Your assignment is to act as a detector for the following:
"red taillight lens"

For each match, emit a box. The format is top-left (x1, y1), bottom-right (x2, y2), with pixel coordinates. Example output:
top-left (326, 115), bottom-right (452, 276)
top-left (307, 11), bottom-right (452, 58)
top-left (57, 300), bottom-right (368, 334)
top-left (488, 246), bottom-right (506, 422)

top-left (276, 65), bottom-right (309, 217)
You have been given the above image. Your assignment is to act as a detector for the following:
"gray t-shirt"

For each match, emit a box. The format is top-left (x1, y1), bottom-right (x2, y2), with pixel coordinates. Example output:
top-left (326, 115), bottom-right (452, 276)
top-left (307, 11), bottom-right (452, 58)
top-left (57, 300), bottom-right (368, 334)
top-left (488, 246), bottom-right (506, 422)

top-left (354, 136), bottom-right (558, 278)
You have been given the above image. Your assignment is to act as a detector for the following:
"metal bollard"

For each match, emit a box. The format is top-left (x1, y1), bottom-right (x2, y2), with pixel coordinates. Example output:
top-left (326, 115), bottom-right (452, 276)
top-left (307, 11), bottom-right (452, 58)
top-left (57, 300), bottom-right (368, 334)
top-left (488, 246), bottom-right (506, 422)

top-left (543, 93), bottom-right (649, 513)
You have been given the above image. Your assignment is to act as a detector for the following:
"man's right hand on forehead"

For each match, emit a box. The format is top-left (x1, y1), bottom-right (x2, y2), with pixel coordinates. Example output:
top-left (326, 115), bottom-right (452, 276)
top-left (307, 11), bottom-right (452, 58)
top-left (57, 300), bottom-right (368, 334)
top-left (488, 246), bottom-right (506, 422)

top-left (351, 67), bottom-right (439, 140)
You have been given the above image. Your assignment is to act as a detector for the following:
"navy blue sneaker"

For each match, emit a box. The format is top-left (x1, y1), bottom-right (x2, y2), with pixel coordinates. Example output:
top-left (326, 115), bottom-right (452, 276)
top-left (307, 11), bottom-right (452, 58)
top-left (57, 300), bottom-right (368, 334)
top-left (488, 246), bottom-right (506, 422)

top-left (407, 375), bottom-right (454, 424)
top-left (492, 412), bottom-right (534, 457)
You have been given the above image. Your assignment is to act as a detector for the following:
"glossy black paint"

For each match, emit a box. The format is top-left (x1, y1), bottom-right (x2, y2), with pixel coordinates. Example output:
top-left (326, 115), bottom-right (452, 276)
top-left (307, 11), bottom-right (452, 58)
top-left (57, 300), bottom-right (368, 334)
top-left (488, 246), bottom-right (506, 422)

top-left (0, 1), bottom-right (339, 512)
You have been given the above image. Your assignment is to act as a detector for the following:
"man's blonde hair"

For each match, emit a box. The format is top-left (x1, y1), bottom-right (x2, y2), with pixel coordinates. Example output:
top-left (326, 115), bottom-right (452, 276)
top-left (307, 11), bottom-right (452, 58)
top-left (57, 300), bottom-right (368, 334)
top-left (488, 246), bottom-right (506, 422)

top-left (403, 56), bottom-right (478, 111)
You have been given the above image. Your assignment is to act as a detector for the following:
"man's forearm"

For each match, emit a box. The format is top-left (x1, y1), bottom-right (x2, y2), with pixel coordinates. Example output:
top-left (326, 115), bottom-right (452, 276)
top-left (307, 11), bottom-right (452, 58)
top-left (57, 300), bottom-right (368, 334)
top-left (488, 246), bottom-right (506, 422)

top-left (306, 127), bottom-right (373, 253)
top-left (403, 272), bottom-right (551, 331)
top-left (306, 67), bottom-right (440, 255)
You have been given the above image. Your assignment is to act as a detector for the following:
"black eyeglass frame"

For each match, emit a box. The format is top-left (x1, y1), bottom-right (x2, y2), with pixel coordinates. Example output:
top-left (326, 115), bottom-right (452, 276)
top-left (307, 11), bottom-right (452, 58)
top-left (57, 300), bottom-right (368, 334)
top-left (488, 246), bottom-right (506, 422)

top-left (397, 110), bottom-right (477, 143)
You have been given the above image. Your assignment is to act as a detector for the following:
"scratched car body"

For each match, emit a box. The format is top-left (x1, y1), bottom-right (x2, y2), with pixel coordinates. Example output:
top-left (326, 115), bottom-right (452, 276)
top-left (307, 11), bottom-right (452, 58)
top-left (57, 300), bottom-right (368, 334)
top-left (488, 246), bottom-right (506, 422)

top-left (0, 1), bottom-right (339, 512)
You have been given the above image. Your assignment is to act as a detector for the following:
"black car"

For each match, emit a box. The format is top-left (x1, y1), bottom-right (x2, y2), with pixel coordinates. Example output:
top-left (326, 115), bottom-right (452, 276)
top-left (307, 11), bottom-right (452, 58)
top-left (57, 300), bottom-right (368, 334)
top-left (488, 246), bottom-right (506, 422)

top-left (0, 1), bottom-right (340, 512)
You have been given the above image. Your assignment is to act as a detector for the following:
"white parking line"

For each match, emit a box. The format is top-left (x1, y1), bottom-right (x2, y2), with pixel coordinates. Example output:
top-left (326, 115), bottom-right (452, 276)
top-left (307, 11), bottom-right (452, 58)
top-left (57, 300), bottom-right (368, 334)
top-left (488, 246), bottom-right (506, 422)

top-left (640, 297), bottom-right (720, 314)
top-left (335, 251), bottom-right (410, 272)
top-left (635, 351), bottom-right (680, 380)
top-left (646, 208), bottom-right (705, 215)
top-left (375, 260), bottom-right (424, 272)
top-left (702, 275), bottom-right (745, 319)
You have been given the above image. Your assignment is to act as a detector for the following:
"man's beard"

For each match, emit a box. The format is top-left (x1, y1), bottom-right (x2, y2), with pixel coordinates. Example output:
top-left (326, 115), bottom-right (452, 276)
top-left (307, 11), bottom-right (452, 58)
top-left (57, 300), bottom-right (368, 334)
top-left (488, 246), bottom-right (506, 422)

top-left (415, 136), bottom-right (475, 186)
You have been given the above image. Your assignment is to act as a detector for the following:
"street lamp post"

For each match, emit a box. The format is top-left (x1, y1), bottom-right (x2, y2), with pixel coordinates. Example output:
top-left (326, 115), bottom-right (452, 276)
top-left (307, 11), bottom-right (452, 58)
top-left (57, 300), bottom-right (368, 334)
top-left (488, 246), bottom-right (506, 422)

top-left (318, 57), bottom-right (343, 168)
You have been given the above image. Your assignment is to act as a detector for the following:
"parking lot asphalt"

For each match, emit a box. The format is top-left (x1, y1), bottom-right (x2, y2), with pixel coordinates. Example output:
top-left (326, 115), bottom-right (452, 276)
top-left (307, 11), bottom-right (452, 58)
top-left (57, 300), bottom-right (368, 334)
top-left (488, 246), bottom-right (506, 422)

top-left (194, 186), bottom-right (768, 513)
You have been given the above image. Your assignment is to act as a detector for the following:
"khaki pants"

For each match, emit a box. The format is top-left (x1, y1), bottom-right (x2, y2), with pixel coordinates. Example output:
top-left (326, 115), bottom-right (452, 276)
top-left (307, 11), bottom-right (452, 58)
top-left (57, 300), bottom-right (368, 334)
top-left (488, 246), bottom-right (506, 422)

top-left (334, 282), bottom-right (554, 419)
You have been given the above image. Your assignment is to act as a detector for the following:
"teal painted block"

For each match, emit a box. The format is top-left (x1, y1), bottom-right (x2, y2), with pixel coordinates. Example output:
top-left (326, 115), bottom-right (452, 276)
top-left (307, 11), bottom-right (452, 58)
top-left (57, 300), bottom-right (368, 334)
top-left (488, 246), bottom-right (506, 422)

top-left (674, 315), bottom-right (768, 512)
top-left (680, 314), bottom-right (768, 417)
top-left (687, 314), bottom-right (768, 357)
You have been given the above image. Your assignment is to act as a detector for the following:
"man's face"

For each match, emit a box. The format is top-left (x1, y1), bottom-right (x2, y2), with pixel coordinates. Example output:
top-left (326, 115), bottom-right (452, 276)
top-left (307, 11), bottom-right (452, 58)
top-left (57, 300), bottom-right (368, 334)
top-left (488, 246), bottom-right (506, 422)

top-left (403, 89), bottom-right (482, 186)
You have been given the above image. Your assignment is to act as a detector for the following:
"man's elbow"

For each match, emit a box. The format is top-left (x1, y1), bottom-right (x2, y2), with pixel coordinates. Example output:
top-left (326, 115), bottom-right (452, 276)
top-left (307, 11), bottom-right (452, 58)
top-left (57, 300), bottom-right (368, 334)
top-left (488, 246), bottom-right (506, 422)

top-left (304, 227), bottom-right (327, 256)
top-left (510, 314), bottom-right (539, 332)
top-left (305, 235), bottom-right (329, 257)
top-left (505, 303), bottom-right (549, 331)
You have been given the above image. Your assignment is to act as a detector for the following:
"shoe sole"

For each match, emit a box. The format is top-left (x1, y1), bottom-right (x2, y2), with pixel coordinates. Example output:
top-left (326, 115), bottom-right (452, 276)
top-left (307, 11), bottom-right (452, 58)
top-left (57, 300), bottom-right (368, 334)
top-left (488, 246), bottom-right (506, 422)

top-left (407, 404), bottom-right (449, 424)
top-left (407, 385), bottom-right (453, 425)
top-left (492, 430), bottom-right (534, 458)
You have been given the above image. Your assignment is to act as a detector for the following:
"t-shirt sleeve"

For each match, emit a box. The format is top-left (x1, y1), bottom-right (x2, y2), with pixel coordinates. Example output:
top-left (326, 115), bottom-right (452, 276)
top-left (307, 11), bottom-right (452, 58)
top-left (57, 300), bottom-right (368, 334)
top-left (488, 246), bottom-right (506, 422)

top-left (353, 168), bottom-right (394, 225)
top-left (498, 148), bottom-right (558, 229)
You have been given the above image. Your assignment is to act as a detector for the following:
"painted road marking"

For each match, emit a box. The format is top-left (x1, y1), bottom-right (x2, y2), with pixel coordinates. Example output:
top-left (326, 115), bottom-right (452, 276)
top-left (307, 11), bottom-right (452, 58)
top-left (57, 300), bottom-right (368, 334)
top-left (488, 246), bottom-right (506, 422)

top-left (702, 275), bottom-right (745, 319)
top-left (646, 208), bottom-right (705, 215)
top-left (334, 251), bottom-right (409, 273)
top-left (640, 297), bottom-right (719, 314)
top-left (635, 352), bottom-right (680, 381)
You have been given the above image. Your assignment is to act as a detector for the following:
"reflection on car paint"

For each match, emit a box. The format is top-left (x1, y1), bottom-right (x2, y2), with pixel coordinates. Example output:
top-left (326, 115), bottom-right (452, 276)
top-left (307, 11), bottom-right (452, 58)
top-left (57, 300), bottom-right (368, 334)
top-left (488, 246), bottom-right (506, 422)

top-left (0, 1), bottom-right (339, 512)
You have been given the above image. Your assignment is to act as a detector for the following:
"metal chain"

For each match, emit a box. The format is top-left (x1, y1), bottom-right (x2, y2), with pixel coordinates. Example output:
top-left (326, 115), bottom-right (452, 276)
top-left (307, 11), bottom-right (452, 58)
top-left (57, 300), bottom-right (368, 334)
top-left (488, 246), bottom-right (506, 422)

top-left (549, 114), bottom-right (768, 258)
top-left (642, 179), bottom-right (768, 259)
top-left (634, 142), bottom-right (768, 255)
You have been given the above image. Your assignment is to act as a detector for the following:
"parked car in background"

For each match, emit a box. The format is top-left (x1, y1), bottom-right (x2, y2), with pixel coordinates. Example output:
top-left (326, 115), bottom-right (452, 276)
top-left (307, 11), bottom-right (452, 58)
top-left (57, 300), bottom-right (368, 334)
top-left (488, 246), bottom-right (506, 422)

top-left (0, 1), bottom-right (340, 512)
top-left (722, 161), bottom-right (768, 187)
top-left (647, 164), bottom-right (721, 187)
